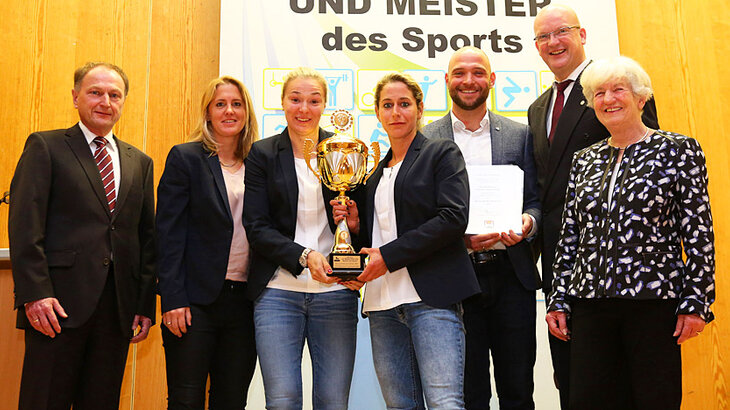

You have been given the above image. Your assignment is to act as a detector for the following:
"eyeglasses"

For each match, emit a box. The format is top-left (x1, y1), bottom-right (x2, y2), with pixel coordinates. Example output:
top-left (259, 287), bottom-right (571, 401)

top-left (534, 26), bottom-right (580, 43)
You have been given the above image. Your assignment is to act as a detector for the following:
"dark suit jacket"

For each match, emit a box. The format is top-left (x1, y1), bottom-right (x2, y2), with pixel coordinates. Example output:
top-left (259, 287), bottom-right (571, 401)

top-left (359, 132), bottom-right (480, 308)
top-left (527, 66), bottom-right (659, 293)
top-left (243, 128), bottom-right (339, 301)
top-left (9, 124), bottom-right (156, 338)
top-left (422, 111), bottom-right (542, 291)
top-left (155, 141), bottom-right (244, 313)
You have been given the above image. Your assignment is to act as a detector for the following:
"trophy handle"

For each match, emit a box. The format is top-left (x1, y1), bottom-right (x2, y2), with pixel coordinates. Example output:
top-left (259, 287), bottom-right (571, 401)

top-left (303, 139), bottom-right (321, 180)
top-left (364, 142), bottom-right (381, 183)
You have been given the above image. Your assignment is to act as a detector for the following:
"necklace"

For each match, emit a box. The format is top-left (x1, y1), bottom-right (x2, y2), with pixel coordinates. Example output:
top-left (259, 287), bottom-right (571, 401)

top-left (219, 158), bottom-right (240, 167)
top-left (609, 128), bottom-right (652, 150)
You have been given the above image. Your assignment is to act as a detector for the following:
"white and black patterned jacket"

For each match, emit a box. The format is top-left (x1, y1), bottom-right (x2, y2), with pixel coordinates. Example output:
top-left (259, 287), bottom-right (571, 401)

top-left (547, 130), bottom-right (715, 321)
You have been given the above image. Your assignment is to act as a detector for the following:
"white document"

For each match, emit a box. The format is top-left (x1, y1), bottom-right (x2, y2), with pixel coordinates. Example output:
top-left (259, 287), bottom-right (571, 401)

top-left (465, 165), bottom-right (523, 235)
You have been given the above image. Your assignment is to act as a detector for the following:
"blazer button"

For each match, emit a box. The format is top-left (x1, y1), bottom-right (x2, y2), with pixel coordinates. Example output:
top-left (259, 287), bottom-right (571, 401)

top-left (103, 257), bottom-right (111, 266)
top-left (110, 225), bottom-right (116, 231)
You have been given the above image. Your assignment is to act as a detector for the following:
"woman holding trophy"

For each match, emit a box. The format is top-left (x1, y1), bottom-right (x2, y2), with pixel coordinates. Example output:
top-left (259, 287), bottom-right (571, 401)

top-left (243, 67), bottom-right (359, 409)
top-left (335, 73), bottom-right (480, 409)
top-left (156, 76), bottom-right (259, 408)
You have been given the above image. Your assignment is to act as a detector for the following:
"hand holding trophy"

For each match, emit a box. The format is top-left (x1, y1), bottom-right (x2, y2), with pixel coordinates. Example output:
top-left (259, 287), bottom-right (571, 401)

top-left (303, 110), bottom-right (380, 279)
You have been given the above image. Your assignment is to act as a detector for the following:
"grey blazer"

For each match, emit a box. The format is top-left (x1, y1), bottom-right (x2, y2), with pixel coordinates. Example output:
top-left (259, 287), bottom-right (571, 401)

top-left (422, 111), bottom-right (542, 290)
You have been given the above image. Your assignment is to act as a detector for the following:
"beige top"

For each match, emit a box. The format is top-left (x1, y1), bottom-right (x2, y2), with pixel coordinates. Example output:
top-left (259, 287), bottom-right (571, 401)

top-left (221, 163), bottom-right (249, 282)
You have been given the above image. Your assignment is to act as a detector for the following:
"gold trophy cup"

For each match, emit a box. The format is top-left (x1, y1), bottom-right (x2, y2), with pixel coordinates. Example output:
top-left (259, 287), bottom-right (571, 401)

top-left (303, 110), bottom-right (380, 279)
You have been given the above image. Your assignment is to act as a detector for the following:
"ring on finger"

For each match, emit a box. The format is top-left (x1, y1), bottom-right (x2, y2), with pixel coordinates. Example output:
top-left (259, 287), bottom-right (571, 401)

top-left (166, 321), bottom-right (172, 325)
top-left (33, 319), bottom-right (40, 322)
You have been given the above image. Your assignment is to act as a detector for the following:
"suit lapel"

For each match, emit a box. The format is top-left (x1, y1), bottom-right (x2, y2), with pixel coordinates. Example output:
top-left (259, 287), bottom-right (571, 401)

top-left (437, 113), bottom-right (455, 140)
top-left (206, 151), bottom-right (233, 222)
top-left (65, 124), bottom-right (111, 218)
top-left (366, 150), bottom-right (388, 241)
top-left (532, 90), bottom-right (550, 157)
top-left (393, 133), bottom-right (424, 226)
top-left (489, 111), bottom-right (504, 165)
top-left (545, 78), bottom-right (589, 192)
top-left (113, 138), bottom-right (134, 220)
top-left (278, 129), bottom-right (299, 219)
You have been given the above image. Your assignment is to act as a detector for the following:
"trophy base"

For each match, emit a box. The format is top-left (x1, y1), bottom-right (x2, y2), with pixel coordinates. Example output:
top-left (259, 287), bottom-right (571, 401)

top-left (327, 253), bottom-right (367, 280)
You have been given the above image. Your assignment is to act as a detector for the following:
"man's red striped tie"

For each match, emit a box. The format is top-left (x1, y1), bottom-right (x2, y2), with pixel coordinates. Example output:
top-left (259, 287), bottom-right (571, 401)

top-left (93, 136), bottom-right (116, 213)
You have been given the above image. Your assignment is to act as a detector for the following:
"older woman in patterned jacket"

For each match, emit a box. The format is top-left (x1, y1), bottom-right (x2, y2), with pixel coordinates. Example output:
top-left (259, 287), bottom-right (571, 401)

top-left (545, 56), bottom-right (714, 410)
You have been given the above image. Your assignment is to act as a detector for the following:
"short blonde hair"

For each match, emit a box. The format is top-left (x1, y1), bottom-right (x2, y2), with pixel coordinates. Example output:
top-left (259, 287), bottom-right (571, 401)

top-left (190, 76), bottom-right (259, 160)
top-left (581, 56), bottom-right (653, 108)
top-left (280, 67), bottom-right (328, 103)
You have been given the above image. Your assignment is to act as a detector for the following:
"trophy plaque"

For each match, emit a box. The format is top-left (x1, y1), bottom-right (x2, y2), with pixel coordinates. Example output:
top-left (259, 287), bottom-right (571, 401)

top-left (303, 110), bottom-right (380, 279)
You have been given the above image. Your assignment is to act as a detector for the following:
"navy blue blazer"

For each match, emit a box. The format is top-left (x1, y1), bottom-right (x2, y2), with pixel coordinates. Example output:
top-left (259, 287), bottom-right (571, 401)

top-left (360, 132), bottom-right (480, 308)
top-left (243, 128), bottom-right (339, 301)
top-left (422, 111), bottom-right (542, 291)
top-left (155, 141), bottom-right (241, 313)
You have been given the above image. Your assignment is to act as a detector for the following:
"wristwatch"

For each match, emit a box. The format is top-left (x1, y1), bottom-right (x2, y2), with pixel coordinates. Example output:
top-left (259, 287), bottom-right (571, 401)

top-left (299, 248), bottom-right (313, 268)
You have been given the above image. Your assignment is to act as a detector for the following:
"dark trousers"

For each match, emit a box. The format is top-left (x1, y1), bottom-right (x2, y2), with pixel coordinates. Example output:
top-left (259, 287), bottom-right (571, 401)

top-left (19, 271), bottom-right (130, 410)
top-left (569, 298), bottom-right (682, 410)
top-left (463, 252), bottom-right (536, 410)
top-left (547, 325), bottom-right (571, 410)
top-left (162, 280), bottom-right (257, 410)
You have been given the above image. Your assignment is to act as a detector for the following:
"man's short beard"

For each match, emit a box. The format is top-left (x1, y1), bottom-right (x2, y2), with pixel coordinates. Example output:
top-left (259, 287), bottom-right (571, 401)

top-left (450, 89), bottom-right (489, 111)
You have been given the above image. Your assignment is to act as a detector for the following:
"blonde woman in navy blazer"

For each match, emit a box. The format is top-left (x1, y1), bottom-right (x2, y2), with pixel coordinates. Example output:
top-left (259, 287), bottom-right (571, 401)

top-left (156, 76), bottom-right (259, 409)
top-left (243, 68), bottom-right (360, 409)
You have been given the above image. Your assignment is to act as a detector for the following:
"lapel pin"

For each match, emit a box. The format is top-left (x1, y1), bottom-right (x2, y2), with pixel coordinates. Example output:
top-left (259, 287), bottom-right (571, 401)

top-left (580, 100), bottom-right (586, 106)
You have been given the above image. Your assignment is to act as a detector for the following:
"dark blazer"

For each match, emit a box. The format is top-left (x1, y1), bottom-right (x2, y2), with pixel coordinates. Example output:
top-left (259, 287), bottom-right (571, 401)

top-left (9, 124), bottom-right (156, 338)
top-left (422, 111), bottom-right (542, 291)
top-left (155, 141), bottom-right (242, 313)
top-left (243, 128), bottom-right (338, 301)
top-left (527, 67), bottom-right (659, 293)
top-left (360, 132), bottom-right (480, 308)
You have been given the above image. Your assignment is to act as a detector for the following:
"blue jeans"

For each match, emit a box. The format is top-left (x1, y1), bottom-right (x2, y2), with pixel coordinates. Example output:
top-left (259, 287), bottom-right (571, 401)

top-left (368, 302), bottom-right (466, 410)
top-left (254, 288), bottom-right (358, 410)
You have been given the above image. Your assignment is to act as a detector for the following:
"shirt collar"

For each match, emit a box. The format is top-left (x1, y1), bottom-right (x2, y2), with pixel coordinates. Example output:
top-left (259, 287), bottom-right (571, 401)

top-left (78, 121), bottom-right (116, 151)
top-left (562, 58), bottom-right (591, 83)
top-left (450, 110), bottom-right (490, 134)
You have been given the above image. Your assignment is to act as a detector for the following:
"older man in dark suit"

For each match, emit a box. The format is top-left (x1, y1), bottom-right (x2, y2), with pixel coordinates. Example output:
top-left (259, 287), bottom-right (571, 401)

top-left (9, 62), bottom-right (156, 410)
top-left (423, 47), bottom-right (541, 410)
top-left (527, 5), bottom-right (659, 409)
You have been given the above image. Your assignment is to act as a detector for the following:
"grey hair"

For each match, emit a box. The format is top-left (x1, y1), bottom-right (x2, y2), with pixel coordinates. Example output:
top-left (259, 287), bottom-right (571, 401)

top-left (581, 56), bottom-right (653, 108)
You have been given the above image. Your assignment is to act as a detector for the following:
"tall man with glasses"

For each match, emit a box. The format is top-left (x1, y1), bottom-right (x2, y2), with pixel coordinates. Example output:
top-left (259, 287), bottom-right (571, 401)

top-left (424, 46), bottom-right (541, 410)
top-left (527, 5), bottom-right (659, 409)
top-left (9, 62), bottom-right (156, 409)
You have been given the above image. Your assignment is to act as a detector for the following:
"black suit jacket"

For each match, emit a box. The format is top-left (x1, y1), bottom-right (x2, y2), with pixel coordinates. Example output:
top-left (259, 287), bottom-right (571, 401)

top-left (9, 124), bottom-right (156, 338)
top-left (528, 68), bottom-right (659, 293)
top-left (360, 132), bottom-right (480, 308)
top-left (243, 128), bottom-right (338, 301)
top-left (155, 141), bottom-right (244, 313)
top-left (422, 111), bottom-right (542, 291)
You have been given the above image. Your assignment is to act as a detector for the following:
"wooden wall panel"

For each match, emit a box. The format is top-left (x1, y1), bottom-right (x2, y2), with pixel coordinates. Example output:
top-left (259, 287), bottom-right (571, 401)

top-left (0, 0), bottom-right (218, 409)
top-left (0, 269), bottom-right (24, 406)
top-left (616, 1), bottom-right (729, 408)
